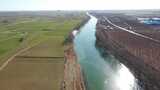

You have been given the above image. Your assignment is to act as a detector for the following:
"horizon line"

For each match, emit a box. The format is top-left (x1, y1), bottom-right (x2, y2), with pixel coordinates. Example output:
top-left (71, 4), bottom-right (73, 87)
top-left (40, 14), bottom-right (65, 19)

top-left (0, 8), bottom-right (160, 12)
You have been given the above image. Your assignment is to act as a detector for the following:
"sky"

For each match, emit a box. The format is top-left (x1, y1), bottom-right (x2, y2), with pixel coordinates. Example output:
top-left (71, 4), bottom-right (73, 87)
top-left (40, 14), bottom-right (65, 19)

top-left (0, 0), bottom-right (160, 11)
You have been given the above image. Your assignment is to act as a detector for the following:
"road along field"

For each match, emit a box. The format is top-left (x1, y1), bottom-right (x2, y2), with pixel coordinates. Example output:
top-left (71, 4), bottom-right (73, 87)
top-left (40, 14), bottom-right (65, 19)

top-left (0, 11), bottom-right (87, 90)
top-left (94, 12), bottom-right (160, 90)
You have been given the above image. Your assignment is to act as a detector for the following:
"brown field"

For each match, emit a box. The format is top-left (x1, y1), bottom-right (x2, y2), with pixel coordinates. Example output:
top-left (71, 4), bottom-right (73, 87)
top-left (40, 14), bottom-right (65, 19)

top-left (94, 12), bottom-right (160, 89)
top-left (95, 14), bottom-right (160, 72)
top-left (104, 13), bottom-right (160, 40)
top-left (19, 38), bottom-right (64, 57)
top-left (0, 40), bottom-right (65, 90)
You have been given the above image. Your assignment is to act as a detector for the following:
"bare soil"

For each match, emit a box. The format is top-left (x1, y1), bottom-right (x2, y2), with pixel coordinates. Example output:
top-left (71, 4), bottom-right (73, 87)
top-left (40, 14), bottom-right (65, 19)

top-left (0, 40), bottom-right (65, 90)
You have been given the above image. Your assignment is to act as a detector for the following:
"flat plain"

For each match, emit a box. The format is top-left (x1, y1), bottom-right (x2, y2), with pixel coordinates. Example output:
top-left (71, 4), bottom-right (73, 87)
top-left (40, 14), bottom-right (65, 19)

top-left (0, 11), bottom-right (86, 90)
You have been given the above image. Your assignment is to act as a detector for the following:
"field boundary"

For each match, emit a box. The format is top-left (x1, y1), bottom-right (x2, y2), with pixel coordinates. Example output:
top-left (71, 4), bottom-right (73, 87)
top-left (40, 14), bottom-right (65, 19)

top-left (0, 40), bottom-right (46, 71)
top-left (15, 56), bottom-right (64, 58)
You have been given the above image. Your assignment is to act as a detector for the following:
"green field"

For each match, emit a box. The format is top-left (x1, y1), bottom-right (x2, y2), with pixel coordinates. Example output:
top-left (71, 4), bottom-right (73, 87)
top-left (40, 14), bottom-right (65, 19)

top-left (0, 11), bottom-right (87, 64)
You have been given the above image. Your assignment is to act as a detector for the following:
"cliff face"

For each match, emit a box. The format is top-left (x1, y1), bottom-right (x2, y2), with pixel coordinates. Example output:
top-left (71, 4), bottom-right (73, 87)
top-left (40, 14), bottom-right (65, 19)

top-left (95, 19), bottom-right (160, 90)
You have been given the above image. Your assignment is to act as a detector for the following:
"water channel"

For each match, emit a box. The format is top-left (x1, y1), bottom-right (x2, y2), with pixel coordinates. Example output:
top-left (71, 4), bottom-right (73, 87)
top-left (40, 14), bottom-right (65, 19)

top-left (73, 14), bottom-right (140, 90)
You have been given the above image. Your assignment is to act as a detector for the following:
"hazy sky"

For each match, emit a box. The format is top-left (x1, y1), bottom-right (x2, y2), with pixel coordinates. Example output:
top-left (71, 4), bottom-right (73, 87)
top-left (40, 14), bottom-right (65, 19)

top-left (0, 0), bottom-right (160, 11)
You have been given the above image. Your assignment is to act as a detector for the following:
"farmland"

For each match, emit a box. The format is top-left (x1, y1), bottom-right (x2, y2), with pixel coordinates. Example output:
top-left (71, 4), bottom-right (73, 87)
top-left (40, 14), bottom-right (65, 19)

top-left (93, 11), bottom-right (160, 90)
top-left (0, 11), bottom-right (86, 64)
top-left (0, 11), bottom-right (87, 90)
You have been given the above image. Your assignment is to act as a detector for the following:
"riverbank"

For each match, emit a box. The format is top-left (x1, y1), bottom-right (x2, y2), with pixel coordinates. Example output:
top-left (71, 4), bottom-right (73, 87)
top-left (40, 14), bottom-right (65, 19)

top-left (63, 15), bottom-right (90, 44)
top-left (62, 15), bottom-right (90, 90)
top-left (63, 44), bottom-right (86, 90)
top-left (95, 17), bottom-right (160, 90)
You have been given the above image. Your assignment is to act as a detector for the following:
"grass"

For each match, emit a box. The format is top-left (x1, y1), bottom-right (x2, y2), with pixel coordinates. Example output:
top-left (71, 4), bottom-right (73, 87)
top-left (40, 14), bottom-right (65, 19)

top-left (19, 38), bottom-right (65, 57)
top-left (0, 38), bottom-right (20, 55)
top-left (0, 12), bottom-right (87, 61)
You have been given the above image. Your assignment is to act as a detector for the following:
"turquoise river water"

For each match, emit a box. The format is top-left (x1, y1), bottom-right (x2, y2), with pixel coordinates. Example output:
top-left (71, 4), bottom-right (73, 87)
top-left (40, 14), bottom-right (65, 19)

top-left (73, 14), bottom-right (141, 90)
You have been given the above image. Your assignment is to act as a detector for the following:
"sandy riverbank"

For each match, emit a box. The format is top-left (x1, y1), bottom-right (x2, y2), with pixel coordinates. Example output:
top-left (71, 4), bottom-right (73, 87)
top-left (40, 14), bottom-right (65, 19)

top-left (61, 16), bottom-right (90, 90)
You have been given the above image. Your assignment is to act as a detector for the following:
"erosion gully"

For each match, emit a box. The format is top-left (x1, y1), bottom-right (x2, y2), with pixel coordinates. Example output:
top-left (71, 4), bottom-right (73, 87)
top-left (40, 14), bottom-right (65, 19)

top-left (73, 14), bottom-right (141, 90)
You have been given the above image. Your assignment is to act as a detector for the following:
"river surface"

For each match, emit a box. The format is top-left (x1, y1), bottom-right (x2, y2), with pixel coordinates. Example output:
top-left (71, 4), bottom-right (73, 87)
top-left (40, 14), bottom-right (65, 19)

top-left (73, 14), bottom-right (140, 90)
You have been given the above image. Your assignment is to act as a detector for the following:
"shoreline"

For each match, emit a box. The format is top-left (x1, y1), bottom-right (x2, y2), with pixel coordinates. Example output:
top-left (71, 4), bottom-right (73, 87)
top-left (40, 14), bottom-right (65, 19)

top-left (62, 15), bottom-right (90, 90)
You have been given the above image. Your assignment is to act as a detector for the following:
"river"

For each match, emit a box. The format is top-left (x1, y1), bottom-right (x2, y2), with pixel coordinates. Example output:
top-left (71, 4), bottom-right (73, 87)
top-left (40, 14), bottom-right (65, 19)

top-left (73, 14), bottom-right (140, 90)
